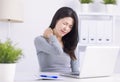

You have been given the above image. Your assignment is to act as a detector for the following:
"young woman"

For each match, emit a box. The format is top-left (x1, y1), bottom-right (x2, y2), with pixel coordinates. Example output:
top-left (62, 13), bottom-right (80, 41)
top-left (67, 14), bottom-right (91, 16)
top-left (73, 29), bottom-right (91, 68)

top-left (34, 7), bottom-right (79, 74)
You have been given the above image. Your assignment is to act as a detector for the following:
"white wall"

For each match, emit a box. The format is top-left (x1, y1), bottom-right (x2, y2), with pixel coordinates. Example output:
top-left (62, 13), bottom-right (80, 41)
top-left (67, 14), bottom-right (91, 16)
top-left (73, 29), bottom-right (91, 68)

top-left (0, 0), bottom-right (120, 74)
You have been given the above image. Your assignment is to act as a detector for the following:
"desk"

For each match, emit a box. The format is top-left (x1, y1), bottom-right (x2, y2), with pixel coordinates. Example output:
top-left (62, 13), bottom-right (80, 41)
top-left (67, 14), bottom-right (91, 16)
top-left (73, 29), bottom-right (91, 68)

top-left (15, 72), bottom-right (120, 82)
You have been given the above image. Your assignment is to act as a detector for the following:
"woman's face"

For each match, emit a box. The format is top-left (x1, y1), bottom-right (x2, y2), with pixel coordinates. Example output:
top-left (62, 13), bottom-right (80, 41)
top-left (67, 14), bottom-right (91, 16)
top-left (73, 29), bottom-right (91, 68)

top-left (53, 17), bottom-right (74, 38)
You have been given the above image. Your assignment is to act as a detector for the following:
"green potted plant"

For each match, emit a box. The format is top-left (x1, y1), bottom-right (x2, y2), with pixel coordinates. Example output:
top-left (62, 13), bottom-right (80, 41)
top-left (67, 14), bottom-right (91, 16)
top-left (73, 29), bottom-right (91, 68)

top-left (0, 39), bottom-right (23, 82)
top-left (79, 0), bottom-right (93, 12)
top-left (102, 0), bottom-right (117, 13)
top-left (103, 0), bottom-right (116, 4)
top-left (80, 0), bottom-right (93, 4)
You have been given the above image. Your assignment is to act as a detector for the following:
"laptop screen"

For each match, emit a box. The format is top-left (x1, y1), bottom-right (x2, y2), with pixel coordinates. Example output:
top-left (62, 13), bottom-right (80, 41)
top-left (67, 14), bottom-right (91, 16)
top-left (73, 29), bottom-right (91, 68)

top-left (80, 46), bottom-right (120, 78)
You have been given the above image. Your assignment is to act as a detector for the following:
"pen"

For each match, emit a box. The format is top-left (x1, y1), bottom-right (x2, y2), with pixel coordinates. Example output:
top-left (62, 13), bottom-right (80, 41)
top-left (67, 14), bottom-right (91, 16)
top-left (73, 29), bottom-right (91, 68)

top-left (40, 75), bottom-right (58, 78)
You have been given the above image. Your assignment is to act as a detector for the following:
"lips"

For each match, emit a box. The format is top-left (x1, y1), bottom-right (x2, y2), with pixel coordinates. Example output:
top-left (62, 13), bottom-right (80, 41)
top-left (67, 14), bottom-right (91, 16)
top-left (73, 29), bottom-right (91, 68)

top-left (60, 30), bottom-right (66, 35)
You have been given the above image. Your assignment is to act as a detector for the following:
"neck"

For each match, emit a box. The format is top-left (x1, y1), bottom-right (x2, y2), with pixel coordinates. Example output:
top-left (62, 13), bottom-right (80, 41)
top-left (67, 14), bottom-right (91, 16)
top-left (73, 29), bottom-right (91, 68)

top-left (55, 35), bottom-right (63, 48)
top-left (56, 35), bottom-right (62, 42)
top-left (53, 29), bottom-right (62, 42)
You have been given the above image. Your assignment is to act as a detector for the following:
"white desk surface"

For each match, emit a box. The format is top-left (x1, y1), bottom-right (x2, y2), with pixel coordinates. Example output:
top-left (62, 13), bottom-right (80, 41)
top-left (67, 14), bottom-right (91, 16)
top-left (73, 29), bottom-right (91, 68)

top-left (15, 72), bottom-right (120, 82)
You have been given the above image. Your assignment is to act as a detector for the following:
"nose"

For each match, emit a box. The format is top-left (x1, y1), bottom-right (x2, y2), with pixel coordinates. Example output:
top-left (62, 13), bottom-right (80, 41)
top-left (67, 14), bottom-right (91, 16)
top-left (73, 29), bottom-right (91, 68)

top-left (63, 25), bottom-right (69, 31)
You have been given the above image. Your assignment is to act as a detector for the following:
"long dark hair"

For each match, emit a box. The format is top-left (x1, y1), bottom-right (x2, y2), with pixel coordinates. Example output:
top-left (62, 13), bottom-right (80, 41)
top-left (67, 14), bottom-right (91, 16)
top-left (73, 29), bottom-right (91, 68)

top-left (49, 7), bottom-right (78, 60)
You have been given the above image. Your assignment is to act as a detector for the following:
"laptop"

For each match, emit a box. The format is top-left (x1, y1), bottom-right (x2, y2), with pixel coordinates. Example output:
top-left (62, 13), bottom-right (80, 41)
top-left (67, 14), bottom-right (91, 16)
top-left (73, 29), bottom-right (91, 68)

top-left (60, 46), bottom-right (120, 79)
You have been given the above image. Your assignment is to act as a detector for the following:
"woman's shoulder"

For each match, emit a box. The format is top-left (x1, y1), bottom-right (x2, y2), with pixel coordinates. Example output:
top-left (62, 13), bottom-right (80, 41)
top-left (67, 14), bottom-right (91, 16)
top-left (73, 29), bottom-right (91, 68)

top-left (34, 35), bottom-right (58, 45)
top-left (35, 35), bottom-right (43, 39)
top-left (34, 35), bottom-right (47, 43)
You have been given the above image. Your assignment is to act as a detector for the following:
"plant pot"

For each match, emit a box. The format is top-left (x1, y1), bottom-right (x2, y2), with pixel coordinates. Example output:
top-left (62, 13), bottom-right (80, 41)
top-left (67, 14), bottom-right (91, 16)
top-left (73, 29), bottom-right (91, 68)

top-left (0, 63), bottom-right (16, 82)
top-left (105, 4), bottom-right (116, 13)
top-left (81, 4), bottom-right (91, 12)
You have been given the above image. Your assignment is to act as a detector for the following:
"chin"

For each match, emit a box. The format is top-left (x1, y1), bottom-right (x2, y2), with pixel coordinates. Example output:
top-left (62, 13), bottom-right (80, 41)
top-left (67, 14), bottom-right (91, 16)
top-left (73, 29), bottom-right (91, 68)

top-left (61, 34), bottom-right (66, 37)
top-left (59, 33), bottom-right (66, 37)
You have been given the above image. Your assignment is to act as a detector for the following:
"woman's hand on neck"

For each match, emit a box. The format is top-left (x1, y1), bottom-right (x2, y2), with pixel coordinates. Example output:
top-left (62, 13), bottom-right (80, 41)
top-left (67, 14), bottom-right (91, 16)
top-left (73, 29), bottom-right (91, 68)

top-left (43, 28), bottom-right (53, 39)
